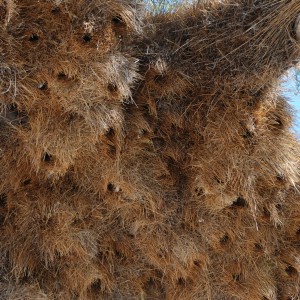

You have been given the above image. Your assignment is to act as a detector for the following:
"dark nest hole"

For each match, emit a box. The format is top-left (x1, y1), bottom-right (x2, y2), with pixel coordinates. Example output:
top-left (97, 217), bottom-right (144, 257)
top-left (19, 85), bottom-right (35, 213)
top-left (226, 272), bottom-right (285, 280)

top-left (194, 260), bottom-right (201, 267)
top-left (177, 277), bottom-right (186, 286)
top-left (43, 152), bottom-right (53, 163)
top-left (291, 19), bottom-right (300, 40)
top-left (254, 243), bottom-right (263, 252)
top-left (0, 194), bottom-right (7, 226)
top-left (250, 88), bottom-right (264, 100)
top-left (107, 83), bottom-right (118, 94)
top-left (112, 16), bottom-right (125, 26)
top-left (157, 248), bottom-right (167, 259)
top-left (152, 137), bottom-right (166, 148)
top-left (0, 215), bottom-right (4, 226)
top-left (38, 82), bottom-right (48, 90)
top-left (51, 7), bottom-right (61, 14)
top-left (107, 183), bottom-right (115, 192)
top-left (115, 250), bottom-right (125, 260)
top-left (67, 113), bottom-right (77, 125)
top-left (29, 34), bottom-right (39, 42)
top-left (231, 197), bottom-right (247, 208)
top-left (9, 103), bottom-right (17, 110)
top-left (108, 145), bottom-right (117, 157)
top-left (90, 279), bottom-right (101, 293)
top-left (232, 273), bottom-right (242, 282)
top-left (145, 277), bottom-right (155, 287)
top-left (194, 187), bottom-right (203, 197)
top-left (23, 179), bottom-right (31, 186)
top-left (263, 207), bottom-right (271, 218)
top-left (220, 234), bottom-right (230, 246)
top-left (19, 273), bottom-right (32, 285)
top-left (57, 72), bottom-right (67, 80)
top-left (127, 232), bottom-right (135, 239)
top-left (5, 104), bottom-right (29, 126)
top-left (285, 265), bottom-right (298, 277)
top-left (40, 216), bottom-right (55, 230)
top-left (246, 99), bottom-right (256, 108)
top-left (72, 217), bottom-right (84, 227)
top-left (143, 277), bottom-right (165, 297)
top-left (83, 33), bottom-right (92, 43)
top-left (105, 127), bottom-right (115, 139)
top-left (140, 128), bottom-right (147, 136)
top-left (154, 74), bottom-right (167, 85)
top-left (272, 116), bottom-right (283, 129)
top-left (0, 194), bottom-right (7, 208)
top-left (215, 177), bottom-right (224, 184)
top-left (276, 173), bottom-right (285, 182)
top-left (144, 278), bottom-right (156, 289)
top-left (243, 130), bottom-right (253, 139)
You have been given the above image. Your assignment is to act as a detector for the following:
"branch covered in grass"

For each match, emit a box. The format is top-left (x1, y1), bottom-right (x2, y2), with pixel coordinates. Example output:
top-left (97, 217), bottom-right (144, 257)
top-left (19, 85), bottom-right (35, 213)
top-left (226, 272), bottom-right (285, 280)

top-left (143, 0), bottom-right (300, 92)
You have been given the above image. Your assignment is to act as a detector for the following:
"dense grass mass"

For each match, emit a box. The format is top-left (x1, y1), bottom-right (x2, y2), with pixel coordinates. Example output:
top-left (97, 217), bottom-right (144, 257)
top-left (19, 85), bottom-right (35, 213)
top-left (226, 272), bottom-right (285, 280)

top-left (0, 1), bottom-right (300, 299)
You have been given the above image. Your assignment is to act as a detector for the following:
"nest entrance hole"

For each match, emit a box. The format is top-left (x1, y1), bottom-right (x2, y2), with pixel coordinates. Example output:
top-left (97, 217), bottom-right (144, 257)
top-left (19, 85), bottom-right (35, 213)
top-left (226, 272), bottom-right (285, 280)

top-left (232, 273), bottom-right (242, 282)
top-left (177, 277), bottom-right (186, 286)
top-left (0, 215), bottom-right (4, 226)
top-left (285, 265), bottom-right (298, 277)
top-left (51, 7), bottom-right (61, 14)
top-left (43, 152), bottom-right (53, 163)
top-left (112, 16), bottom-right (125, 26)
top-left (254, 243), bottom-right (263, 252)
top-left (83, 34), bottom-right (92, 43)
top-left (57, 72), bottom-right (67, 80)
top-left (23, 179), bottom-right (31, 186)
top-left (194, 260), bottom-right (201, 267)
top-left (243, 130), bottom-right (253, 139)
top-left (194, 187), bottom-right (203, 197)
top-left (107, 83), bottom-right (118, 93)
top-left (107, 183), bottom-right (120, 193)
top-left (0, 194), bottom-right (7, 226)
top-left (220, 234), bottom-right (230, 246)
top-left (4, 104), bottom-right (29, 126)
top-left (232, 197), bottom-right (246, 208)
top-left (38, 82), bottom-right (48, 90)
top-left (0, 194), bottom-right (7, 208)
top-left (29, 34), bottom-right (39, 42)
top-left (107, 183), bottom-right (114, 192)
top-left (276, 173), bottom-right (285, 182)
top-left (90, 279), bottom-right (101, 293)
top-left (105, 127), bottom-right (115, 139)
top-left (263, 207), bottom-right (270, 218)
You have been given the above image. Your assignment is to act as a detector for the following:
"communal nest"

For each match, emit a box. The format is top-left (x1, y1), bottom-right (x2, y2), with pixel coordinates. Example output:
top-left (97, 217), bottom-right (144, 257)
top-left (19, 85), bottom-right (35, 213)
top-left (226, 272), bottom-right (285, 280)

top-left (0, 0), bottom-right (300, 299)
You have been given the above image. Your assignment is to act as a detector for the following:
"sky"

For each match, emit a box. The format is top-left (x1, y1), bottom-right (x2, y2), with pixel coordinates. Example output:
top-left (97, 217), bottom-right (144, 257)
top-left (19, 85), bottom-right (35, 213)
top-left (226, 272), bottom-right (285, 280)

top-left (281, 68), bottom-right (300, 136)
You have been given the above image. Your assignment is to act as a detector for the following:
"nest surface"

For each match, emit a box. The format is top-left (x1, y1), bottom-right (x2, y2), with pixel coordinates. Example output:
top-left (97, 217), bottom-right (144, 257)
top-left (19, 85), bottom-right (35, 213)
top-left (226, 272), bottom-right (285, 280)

top-left (0, 0), bottom-right (300, 299)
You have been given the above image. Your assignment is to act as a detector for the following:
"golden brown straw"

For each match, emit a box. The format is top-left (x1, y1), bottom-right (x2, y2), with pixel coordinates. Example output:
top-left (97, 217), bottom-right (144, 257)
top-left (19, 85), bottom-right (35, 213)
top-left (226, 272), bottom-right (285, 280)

top-left (0, 0), bottom-right (300, 299)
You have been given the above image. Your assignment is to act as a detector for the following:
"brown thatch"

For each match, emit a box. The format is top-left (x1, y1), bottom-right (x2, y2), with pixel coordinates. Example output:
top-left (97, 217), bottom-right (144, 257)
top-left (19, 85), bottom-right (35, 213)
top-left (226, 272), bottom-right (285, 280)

top-left (0, 0), bottom-right (300, 299)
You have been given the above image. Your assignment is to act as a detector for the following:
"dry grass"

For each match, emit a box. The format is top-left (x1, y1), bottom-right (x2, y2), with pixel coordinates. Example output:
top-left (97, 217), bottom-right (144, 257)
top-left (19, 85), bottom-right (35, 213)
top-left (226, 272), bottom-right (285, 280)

top-left (0, 0), bottom-right (299, 299)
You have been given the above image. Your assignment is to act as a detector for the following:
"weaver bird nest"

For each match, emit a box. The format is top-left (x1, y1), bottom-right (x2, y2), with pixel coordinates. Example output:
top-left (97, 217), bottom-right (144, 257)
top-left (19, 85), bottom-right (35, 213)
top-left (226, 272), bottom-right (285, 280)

top-left (0, 0), bottom-right (300, 299)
